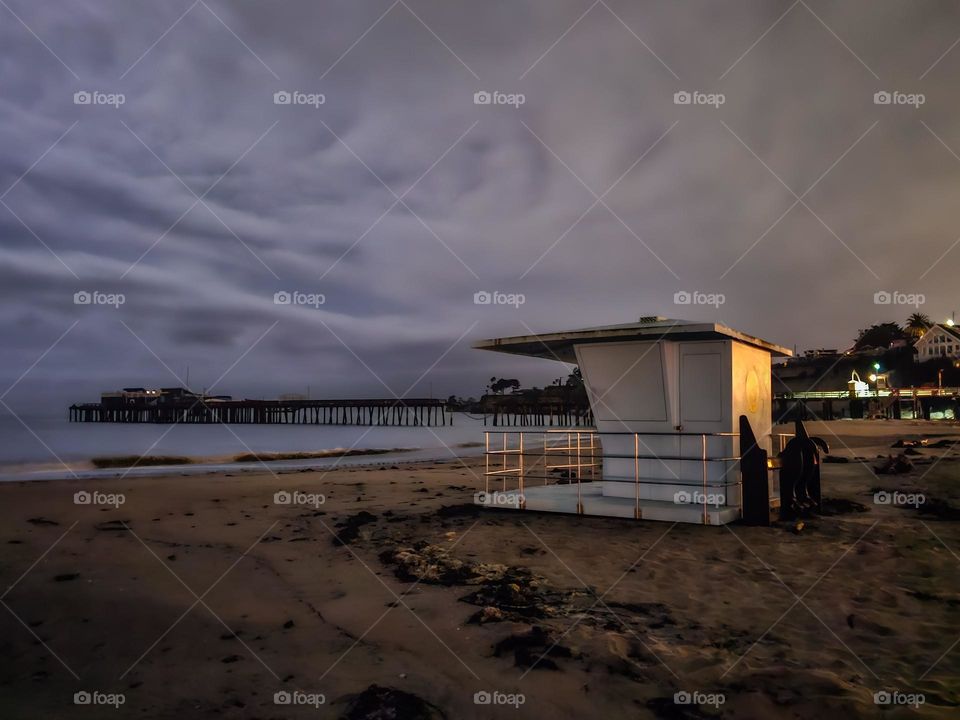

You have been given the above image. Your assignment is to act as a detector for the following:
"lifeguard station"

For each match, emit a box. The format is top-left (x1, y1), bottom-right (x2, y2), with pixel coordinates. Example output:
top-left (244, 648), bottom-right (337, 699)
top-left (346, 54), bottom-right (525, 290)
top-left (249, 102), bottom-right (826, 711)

top-left (473, 317), bottom-right (794, 525)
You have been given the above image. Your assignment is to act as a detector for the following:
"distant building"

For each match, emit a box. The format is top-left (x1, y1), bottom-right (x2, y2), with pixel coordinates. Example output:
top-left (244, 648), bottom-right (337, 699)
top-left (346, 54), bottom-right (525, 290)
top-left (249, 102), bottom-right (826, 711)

top-left (160, 387), bottom-right (193, 400)
top-left (101, 388), bottom-right (162, 406)
top-left (914, 323), bottom-right (960, 362)
top-left (98, 387), bottom-right (219, 407)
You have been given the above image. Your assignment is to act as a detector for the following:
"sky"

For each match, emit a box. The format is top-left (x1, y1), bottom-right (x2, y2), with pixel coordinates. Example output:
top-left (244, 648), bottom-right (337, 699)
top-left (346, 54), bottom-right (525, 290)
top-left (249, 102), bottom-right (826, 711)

top-left (3, 0), bottom-right (960, 412)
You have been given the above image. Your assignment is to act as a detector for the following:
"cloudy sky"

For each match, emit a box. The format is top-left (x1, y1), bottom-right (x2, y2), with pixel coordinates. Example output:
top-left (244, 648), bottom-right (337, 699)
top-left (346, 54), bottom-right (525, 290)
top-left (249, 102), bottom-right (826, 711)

top-left (3, 0), bottom-right (960, 412)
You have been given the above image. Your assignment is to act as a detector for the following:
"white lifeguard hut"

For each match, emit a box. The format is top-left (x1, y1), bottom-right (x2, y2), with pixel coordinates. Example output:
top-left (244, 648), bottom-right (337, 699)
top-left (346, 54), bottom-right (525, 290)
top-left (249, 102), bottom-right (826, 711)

top-left (473, 317), bottom-right (792, 525)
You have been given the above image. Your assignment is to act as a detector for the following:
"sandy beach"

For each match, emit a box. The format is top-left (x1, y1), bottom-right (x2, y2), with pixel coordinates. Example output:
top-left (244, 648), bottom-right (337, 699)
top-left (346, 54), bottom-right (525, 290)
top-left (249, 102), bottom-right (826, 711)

top-left (1, 420), bottom-right (958, 719)
top-left (8, 2), bottom-right (960, 717)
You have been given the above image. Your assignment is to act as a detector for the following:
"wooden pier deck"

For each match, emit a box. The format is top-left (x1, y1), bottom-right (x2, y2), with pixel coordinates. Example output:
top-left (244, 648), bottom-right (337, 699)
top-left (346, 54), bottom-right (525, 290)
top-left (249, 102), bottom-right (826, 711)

top-left (69, 398), bottom-right (450, 426)
top-left (774, 389), bottom-right (960, 421)
top-left (484, 403), bottom-right (593, 427)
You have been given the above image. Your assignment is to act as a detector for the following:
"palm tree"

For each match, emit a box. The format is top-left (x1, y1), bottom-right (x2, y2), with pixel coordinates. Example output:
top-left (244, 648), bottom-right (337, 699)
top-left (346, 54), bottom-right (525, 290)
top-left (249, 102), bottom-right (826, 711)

top-left (906, 313), bottom-right (932, 340)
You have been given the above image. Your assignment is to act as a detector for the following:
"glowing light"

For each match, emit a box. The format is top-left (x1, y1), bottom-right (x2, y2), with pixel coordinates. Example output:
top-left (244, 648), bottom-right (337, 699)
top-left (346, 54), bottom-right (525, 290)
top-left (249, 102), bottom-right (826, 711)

top-left (869, 373), bottom-right (878, 382)
top-left (947, 318), bottom-right (955, 327)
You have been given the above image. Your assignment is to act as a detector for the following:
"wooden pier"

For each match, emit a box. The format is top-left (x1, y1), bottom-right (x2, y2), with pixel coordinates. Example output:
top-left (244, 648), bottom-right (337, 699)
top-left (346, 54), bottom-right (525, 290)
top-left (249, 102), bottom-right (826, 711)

top-left (483, 402), bottom-right (593, 427)
top-left (774, 389), bottom-right (960, 422)
top-left (69, 398), bottom-right (450, 426)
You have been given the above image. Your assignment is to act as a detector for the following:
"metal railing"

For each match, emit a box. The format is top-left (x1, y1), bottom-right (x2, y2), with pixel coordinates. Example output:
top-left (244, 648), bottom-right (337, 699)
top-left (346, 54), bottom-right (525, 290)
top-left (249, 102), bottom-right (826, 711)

top-left (483, 429), bottom-right (792, 523)
top-left (484, 430), bottom-right (601, 513)
top-left (780, 387), bottom-right (960, 399)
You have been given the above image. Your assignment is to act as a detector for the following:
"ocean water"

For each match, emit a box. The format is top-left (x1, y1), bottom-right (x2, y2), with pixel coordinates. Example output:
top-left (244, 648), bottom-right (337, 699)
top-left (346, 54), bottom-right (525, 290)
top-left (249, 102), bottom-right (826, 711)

top-left (0, 412), bottom-right (497, 481)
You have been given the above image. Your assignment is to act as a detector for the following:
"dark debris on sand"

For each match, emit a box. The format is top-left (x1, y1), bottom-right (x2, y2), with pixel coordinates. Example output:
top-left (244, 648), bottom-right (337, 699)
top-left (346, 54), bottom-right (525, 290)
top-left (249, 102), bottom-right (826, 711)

top-left (377, 542), bottom-right (585, 623)
top-left (379, 542), bottom-right (491, 586)
top-left (603, 601), bottom-right (676, 630)
top-left (492, 625), bottom-right (573, 670)
top-left (819, 498), bottom-right (870, 516)
top-left (95, 519), bottom-right (130, 532)
top-left (645, 696), bottom-right (718, 719)
top-left (332, 511), bottom-right (378, 546)
top-left (917, 498), bottom-right (960, 521)
top-left (462, 568), bottom-right (578, 623)
top-left (874, 454), bottom-right (914, 475)
top-left (433, 503), bottom-right (481, 519)
top-left (27, 517), bottom-right (59, 526)
top-left (892, 439), bottom-right (928, 449)
top-left (341, 684), bottom-right (446, 720)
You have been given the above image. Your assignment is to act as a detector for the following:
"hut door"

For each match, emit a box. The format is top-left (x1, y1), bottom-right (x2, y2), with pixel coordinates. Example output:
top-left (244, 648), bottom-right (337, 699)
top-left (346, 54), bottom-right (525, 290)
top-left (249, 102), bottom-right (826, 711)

top-left (678, 344), bottom-right (724, 433)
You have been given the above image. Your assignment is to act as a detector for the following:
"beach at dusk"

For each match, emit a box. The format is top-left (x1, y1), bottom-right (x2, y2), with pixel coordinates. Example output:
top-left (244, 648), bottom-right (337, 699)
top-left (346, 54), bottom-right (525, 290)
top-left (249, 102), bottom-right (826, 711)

top-left (1, 420), bottom-right (958, 718)
top-left (5, 1), bottom-right (960, 717)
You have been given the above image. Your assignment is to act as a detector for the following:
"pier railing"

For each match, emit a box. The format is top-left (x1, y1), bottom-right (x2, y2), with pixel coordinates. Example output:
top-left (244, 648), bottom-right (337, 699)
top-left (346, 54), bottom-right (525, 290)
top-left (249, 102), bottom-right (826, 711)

top-left (69, 398), bottom-right (450, 426)
top-left (483, 429), bottom-right (793, 522)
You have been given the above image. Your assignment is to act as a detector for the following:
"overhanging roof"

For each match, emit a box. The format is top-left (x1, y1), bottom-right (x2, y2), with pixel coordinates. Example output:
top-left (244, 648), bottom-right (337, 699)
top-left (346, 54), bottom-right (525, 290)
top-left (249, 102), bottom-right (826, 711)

top-left (916, 323), bottom-right (960, 345)
top-left (473, 317), bottom-right (793, 363)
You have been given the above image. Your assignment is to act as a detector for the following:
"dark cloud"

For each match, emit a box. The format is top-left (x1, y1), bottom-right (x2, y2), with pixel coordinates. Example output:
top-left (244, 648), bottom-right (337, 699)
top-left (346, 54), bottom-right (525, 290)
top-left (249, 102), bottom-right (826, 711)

top-left (3, 0), bottom-right (960, 412)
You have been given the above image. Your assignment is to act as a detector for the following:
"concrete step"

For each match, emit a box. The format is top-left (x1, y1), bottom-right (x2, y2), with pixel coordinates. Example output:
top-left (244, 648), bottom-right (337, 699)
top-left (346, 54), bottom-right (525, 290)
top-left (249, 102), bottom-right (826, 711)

top-left (632, 499), bottom-right (740, 525)
top-left (477, 483), bottom-right (742, 525)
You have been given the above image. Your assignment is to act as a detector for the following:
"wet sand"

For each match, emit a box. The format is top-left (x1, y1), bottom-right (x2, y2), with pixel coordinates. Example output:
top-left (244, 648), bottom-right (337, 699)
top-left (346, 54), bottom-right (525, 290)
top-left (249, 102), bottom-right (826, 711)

top-left (0, 420), bottom-right (958, 719)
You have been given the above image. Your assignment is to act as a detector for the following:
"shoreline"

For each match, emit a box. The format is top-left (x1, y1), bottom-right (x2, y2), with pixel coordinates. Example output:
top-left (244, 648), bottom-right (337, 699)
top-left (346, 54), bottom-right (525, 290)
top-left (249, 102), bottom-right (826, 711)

top-left (1, 416), bottom-right (955, 483)
top-left (0, 412), bottom-right (492, 482)
top-left (0, 444), bottom-right (485, 483)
